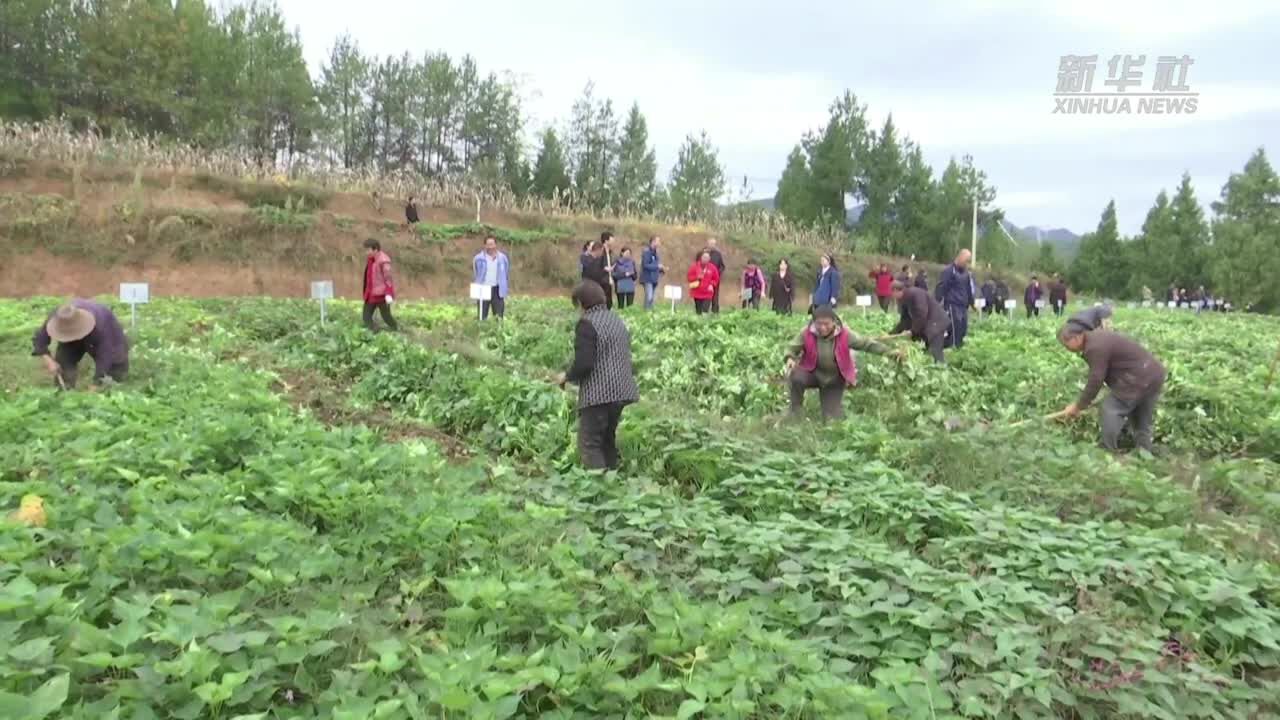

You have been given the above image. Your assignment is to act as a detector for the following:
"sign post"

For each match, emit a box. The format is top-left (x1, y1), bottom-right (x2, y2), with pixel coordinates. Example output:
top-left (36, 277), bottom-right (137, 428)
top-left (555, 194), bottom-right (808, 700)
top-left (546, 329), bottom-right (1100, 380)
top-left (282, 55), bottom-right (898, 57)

top-left (855, 294), bottom-right (872, 317)
top-left (663, 285), bottom-right (683, 312)
top-left (119, 283), bottom-right (149, 330)
top-left (1034, 299), bottom-right (1046, 316)
top-left (1142, 301), bottom-right (1152, 308)
top-left (1004, 299), bottom-right (1017, 318)
top-left (974, 298), bottom-right (986, 321)
top-left (310, 280), bottom-right (334, 325)
top-left (469, 283), bottom-right (489, 320)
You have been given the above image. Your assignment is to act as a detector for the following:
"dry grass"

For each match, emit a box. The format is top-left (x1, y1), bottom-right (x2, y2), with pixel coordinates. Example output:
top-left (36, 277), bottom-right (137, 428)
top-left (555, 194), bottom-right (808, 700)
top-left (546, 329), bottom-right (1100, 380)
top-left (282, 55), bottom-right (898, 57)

top-left (0, 120), bottom-right (843, 250)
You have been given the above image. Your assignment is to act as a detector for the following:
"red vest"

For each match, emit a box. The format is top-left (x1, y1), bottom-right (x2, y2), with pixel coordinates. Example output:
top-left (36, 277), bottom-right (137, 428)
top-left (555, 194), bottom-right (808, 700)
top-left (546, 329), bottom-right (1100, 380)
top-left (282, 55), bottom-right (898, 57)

top-left (799, 326), bottom-right (858, 386)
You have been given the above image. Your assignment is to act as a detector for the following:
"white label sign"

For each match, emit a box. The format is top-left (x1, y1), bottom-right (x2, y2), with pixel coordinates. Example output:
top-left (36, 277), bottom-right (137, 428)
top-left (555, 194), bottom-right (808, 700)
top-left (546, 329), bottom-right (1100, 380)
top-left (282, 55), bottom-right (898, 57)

top-left (975, 298), bottom-right (986, 309)
top-left (469, 283), bottom-right (490, 301)
top-left (310, 280), bottom-right (334, 300)
top-left (1128, 302), bottom-right (1137, 309)
top-left (1142, 301), bottom-right (1152, 308)
top-left (663, 285), bottom-right (683, 301)
top-left (1035, 300), bottom-right (1046, 309)
top-left (119, 283), bottom-right (150, 304)
top-left (1167, 301), bottom-right (1176, 308)
top-left (1004, 300), bottom-right (1017, 310)
top-left (855, 295), bottom-right (873, 307)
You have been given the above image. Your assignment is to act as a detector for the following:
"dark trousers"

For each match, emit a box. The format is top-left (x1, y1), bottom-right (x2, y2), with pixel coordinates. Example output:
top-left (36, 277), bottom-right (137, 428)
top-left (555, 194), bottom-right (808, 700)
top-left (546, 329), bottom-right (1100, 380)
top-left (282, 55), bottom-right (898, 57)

top-left (945, 305), bottom-right (969, 349)
top-left (1053, 300), bottom-right (1065, 316)
top-left (578, 402), bottom-right (625, 470)
top-left (878, 296), bottom-right (891, 312)
top-left (694, 299), bottom-right (712, 315)
top-left (1100, 379), bottom-right (1163, 452)
top-left (1026, 305), bottom-right (1039, 318)
top-left (789, 369), bottom-right (846, 420)
top-left (55, 342), bottom-right (128, 388)
top-left (742, 296), bottom-right (760, 310)
top-left (616, 290), bottom-right (634, 308)
top-left (711, 283), bottom-right (721, 313)
top-left (481, 287), bottom-right (505, 320)
top-left (924, 333), bottom-right (946, 364)
top-left (362, 301), bottom-right (398, 331)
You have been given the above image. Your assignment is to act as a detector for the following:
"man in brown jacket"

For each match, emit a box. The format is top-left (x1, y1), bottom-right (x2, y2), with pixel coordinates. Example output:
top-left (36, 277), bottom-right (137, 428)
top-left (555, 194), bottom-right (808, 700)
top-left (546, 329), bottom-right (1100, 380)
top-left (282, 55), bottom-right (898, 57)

top-left (1057, 323), bottom-right (1166, 452)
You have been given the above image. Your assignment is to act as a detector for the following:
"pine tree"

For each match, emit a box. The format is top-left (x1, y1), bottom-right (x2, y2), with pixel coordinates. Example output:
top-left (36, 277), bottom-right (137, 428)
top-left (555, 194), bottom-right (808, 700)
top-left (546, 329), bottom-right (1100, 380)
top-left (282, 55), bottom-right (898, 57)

top-left (803, 91), bottom-right (869, 226)
top-left (1167, 172), bottom-right (1210, 287)
top-left (668, 131), bottom-right (725, 221)
top-left (1211, 148), bottom-right (1280, 311)
top-left (1132, 190), bottom-right (1174, 293)
top-left (774, 145), bottom-right (816, 223)
top-left (613, 102), bottom-right (658, 214)
top-left (1070, 200), bottom-right (1127, 295)
top-left (531, 128), bottom-right (571, 199)
top-left (893, 142), bottom-right (940, 259)
top-left (317, 35), bottom-right (370, 169)
top-left (860, 115), bottom-right (904, 251)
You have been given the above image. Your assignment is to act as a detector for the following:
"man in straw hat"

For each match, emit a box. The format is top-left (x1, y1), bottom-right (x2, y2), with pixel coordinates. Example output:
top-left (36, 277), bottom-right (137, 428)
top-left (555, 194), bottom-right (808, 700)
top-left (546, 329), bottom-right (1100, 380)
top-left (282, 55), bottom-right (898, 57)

top-left (32, 299), bottom-right (129, 389)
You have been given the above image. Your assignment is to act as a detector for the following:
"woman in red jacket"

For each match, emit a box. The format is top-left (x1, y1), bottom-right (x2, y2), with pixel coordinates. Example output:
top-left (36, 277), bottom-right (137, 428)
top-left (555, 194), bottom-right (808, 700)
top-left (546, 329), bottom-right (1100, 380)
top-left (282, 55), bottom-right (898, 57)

top-left (869, 263), bottom-right (895, 312)
top-left (687, 249), bottom-right (721, 315)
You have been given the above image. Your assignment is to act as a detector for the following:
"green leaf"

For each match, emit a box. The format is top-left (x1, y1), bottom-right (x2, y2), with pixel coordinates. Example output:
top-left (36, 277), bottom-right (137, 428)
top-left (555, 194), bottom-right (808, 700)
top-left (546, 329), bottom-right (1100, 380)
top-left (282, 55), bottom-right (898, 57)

top-left (28, 674), bottom-right (69, 719)
top-left (677, 699), bottom-right (706, 719)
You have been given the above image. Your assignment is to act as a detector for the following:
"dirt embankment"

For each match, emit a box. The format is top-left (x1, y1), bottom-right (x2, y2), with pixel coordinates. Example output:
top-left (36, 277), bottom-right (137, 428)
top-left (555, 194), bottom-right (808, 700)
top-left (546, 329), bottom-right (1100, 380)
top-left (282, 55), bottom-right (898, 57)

top-left (0, 158), bottom-right (969, 301)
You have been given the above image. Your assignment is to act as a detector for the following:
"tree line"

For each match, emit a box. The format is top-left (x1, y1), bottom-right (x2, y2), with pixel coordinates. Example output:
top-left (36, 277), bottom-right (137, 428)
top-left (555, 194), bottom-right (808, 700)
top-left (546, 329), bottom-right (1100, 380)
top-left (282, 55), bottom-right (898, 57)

top-left (771, 91), bottom-right (1007, 266)
top-left (1068, 148), bottom-right (1279, 312)
top-left (0, 0), bottom-right (728, 220)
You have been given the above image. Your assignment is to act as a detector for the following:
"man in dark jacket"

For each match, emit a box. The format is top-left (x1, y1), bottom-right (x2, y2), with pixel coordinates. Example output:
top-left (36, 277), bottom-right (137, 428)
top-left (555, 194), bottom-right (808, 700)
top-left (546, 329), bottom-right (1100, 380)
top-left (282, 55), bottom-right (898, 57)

top-left (784, 306), bottom-right (905, 420)
top-left (639, 236), bottom-right (665, 310)
top-left (581, 240), bottom-right (614, 309)
top-left (994, 279), bottom-right (1011, 315)
top-left (1049, 274), bottom-right (1068, 316)
top-left (935, 249), bottom-right (976, 349)
top-left (1057, 323), bottom-right (1166, 453)
top-left (980, 279), bottom-right (996, 316)
top-left (404, 196), bottom-right (420, 225)
top-left (556, 281), bottom-right (639, 470)
top-left (706, 237), bottom-right (727, 313)
top-left (891, 282), bottom-right (950, 363)
top-left (33, 299), bottom-right (129, 389)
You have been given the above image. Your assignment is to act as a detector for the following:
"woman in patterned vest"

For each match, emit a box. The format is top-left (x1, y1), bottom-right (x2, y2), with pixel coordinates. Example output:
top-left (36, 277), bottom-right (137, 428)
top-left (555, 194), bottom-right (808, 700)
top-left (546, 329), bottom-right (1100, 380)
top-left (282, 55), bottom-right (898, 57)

top-left (556, 281), bottom-right (640, 470)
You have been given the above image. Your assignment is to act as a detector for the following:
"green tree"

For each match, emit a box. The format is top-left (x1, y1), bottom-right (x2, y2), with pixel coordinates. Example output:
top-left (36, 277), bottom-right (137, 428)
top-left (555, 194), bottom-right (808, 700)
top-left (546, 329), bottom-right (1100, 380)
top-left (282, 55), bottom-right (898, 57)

top-left (803, 91), bottom-right (869, 226)
top-left (860, 114), bottom-right (904, 251)
top-left (316, 34), bottom-right (370, 168)
top-left (1070, 200), bottom-right (1128, 296)
top-left (668, 131), bottom-right (725, 221)
top-left (0, 0), bottom-right (80, 120)
top-left (893, 142), bottom-right (940, 259)
top-left (567, 83), bottom-right (618, 209)
top-left (774, 145), bottom-right (816, 223)
top-left (1034, 242), bottom-right (1065, 277)
top-left (1130, 190), bottom-right (1173, 294)
top-left (531, 128), bottom-right (571, 199)
top-left (613, 102), bottom-right (658, 214)
top-left (1167, 172), bottom-right (1210, 287)
top-left (1211, 148), bottom-right (1280, 311)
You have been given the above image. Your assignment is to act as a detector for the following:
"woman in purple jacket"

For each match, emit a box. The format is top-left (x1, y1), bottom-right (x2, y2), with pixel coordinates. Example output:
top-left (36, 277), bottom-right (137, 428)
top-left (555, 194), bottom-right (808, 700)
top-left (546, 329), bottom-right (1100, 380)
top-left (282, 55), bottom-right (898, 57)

top-left (1024, 276), bottom-right (1044, 318)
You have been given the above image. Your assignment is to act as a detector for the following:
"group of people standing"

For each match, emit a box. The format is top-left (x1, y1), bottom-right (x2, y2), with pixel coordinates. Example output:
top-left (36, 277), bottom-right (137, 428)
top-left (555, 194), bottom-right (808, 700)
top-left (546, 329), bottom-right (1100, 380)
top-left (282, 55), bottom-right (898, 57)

top-left (984, 273), bottom-right (1071, 319)
top-left (1164, 284), bottom-right (1233, 312)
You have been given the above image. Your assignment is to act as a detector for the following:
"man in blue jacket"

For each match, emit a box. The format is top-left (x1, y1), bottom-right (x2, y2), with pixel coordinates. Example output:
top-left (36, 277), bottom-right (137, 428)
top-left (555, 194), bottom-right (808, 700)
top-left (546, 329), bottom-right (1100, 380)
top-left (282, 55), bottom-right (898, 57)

top-left (640, 236), bottom-right (666, 310)
top-left (935, 249), bottom-right (976, 349)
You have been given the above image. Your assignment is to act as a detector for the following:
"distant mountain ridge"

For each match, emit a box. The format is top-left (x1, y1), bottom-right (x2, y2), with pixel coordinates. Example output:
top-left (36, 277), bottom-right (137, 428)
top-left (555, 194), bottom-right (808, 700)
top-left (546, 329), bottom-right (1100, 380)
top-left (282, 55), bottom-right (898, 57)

top-left (735, 198), bottom-right (1080, 258)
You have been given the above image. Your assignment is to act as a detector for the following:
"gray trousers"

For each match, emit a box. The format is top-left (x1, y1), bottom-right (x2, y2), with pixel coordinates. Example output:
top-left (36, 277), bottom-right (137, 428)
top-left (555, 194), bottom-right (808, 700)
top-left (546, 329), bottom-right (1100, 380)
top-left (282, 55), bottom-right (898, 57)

top-left (789, 369), bottom-right (845, 420)
top-left (1099, 379), bottom-right (1164, 452)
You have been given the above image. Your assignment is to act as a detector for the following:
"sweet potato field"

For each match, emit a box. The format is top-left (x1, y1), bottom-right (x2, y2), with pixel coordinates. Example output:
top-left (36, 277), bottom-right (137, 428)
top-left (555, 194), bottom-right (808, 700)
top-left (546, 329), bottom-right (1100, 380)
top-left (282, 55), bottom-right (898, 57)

top-left (1, 297), bottom-right (1278, 719)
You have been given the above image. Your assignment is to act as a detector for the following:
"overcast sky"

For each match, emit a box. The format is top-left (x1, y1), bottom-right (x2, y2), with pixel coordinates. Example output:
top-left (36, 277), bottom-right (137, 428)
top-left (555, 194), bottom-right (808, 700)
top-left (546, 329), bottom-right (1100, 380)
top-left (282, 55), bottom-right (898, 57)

top-left (272, 0), bottom-right (1278, 234)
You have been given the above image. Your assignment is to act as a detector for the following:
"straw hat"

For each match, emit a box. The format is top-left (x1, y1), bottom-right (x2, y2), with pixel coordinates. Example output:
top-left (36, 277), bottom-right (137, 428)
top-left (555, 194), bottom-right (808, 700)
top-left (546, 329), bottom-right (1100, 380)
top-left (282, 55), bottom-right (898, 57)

top-left (46, 303), bottom-right (96, 343)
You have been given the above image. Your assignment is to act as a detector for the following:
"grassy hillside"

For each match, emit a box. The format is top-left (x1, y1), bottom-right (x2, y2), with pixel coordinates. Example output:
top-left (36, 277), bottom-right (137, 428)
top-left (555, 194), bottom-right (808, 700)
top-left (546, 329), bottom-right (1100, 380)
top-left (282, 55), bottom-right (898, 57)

top-left (0, 155), bottom-right (1029, 301)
